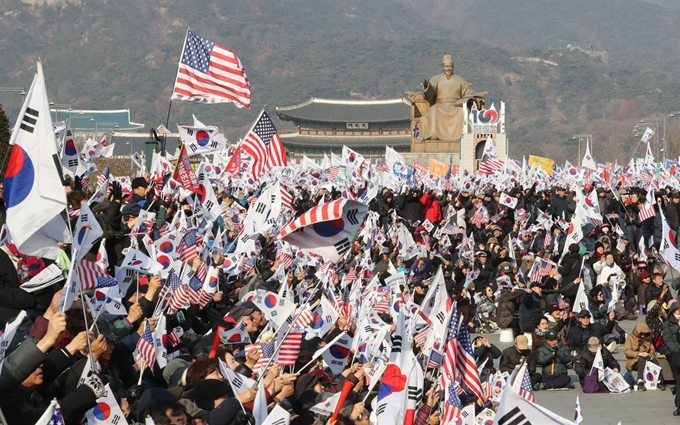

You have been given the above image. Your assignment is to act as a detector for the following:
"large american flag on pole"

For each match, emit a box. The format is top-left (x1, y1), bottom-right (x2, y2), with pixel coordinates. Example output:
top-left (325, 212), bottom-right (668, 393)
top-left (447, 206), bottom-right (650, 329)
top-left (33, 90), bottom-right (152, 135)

top-left (455, 318), bottom-right (484, 401)
top-left (171, 30), bottom-right (251, 108)
top-left (237, 111), bottom-right (287, 179)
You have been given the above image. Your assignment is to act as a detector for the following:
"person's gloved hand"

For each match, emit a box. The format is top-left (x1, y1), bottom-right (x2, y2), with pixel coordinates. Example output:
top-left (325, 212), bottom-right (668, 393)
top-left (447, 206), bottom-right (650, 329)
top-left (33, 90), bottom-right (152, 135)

top-left (109, 181), bottom-right (123, 202)
top-left (82, 372), bottom-right (105, 398)
top-left (145, 187), bottom-right (155, 206)
top-left (74, 175), bottom-right (83, 191)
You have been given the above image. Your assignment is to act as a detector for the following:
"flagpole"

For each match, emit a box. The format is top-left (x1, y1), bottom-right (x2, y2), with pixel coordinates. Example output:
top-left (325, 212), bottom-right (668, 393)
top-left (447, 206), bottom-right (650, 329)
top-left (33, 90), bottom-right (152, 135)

top-left (164, 25), bottom-right (191, 159)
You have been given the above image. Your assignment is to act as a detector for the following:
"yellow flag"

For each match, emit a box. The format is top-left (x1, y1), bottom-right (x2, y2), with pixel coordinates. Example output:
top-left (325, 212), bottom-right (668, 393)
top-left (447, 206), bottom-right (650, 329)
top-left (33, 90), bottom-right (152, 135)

top-left (528, 155), bottom-right (555, 176)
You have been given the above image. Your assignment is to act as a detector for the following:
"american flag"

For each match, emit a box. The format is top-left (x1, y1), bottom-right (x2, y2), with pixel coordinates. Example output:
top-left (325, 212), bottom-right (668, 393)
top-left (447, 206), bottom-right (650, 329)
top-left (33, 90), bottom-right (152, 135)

top-left (166, 271), bottom-right (189, 312)
top-left (638, 199), bottom-right (657, 222)
top-left (478, 139), bottom-right (504, 175)
top-left (196, 259), bottom-right (208, 281)
top-left (482, 375), bottom-right (494, 401)
top-left (528, 257), bottom-right (555, 283)
top-left (276, 330), bottom-right (304, 366)
top-left (178, 228), bottom-right (198, 262)
top-left (158, 223), bottom-right (171, 237)
top-left (414, 326), bottom-right (430, 348)
top-left (519, 362), bottom-right (535, 402)
top-left (280, 185), bottom-right (294, 211)
top-left (39, 400), bottom-right (65, 425)
top-left (136, 321), bottom-right (157, 368)
top-left (245, 341), bottom-right (276, 377)
top-left (442, 305), bottom-right (459, 384)
top-left (345, 267), bottom-right (357, 282)
top-left (189, 274), bottom-right (205, 305)
top-left (76, 259), bottom-right (117, 290)
top-left (325, 165), bottom-right (341, 180)
top-left (276, 241), bottom-right (294, 269)
top-left (456, 318), bottom-right (484, 401)
top-left (479, 156), bottom-right (504, 175)
top-left (242, 256), bottom-right (255, 274)
top-left (543, 233), bottom-right (553, 249)
top-left (339, 285), bottom-right (352, 327)
top-left (171, 30), bottom-right (251, 108)
top-left (168, 329), bottom-right (182, 347)
top-left (97, 166), bottom-right (109, 186)
top-left (238, 111), bottom-right (287, 179)
top-left (292, 309), bottom-right (315, 329)
top-left (375, 159), bottom-right (390, 173)
top-left (441, 383), bottom-right (462, 425)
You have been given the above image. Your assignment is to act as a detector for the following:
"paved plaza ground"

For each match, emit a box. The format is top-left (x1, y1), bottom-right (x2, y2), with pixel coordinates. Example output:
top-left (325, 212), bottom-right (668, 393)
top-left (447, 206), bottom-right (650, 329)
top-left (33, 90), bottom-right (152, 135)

top-left (480, 317), bottom-right (678, 424)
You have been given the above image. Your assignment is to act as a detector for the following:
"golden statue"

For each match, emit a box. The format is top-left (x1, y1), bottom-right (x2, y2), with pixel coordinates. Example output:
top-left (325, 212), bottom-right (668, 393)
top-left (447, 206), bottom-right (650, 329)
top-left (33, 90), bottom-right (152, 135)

top-left (407, 53), bottom-right (486, 142)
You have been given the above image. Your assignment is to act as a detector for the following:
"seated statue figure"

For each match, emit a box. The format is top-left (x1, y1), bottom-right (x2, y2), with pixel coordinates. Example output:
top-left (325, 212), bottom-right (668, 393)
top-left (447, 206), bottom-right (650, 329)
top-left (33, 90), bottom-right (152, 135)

top-left (418, 53), bottom-right (475, 142)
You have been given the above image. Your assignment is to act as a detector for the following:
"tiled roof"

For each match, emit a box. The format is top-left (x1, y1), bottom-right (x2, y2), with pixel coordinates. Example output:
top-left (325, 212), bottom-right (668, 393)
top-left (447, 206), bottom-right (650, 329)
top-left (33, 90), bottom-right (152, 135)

top-left (50, 109), bottom-right (145, 131)
top-left (276, 98), bottom-right (410, 123)
top-left (280, 133), bottom-right (410, 148)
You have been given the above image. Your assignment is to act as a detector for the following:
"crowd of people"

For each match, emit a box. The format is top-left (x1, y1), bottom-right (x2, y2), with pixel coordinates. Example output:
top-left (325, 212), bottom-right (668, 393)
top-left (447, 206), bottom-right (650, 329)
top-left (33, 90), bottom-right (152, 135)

top-left (4, 152), bottom-right (680, 425)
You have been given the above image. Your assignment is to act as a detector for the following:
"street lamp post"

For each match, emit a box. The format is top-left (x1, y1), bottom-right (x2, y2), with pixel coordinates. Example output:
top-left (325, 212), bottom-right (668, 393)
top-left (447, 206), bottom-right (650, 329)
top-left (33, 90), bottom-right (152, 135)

top-left (0, 87), bottom-right (26, 104)
top-left (572, 134), bottom-right (593, 166)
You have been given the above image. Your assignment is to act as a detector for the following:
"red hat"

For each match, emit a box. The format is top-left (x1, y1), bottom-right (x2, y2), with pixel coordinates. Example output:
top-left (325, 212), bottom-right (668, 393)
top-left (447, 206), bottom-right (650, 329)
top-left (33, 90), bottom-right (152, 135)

top-left (638, 271), bottom-right (651, 280)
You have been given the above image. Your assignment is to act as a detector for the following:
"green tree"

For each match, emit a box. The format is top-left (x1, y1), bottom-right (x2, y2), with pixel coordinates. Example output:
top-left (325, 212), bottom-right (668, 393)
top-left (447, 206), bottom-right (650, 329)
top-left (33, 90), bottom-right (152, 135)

top-left (0, 105), bottom-right (10, 177)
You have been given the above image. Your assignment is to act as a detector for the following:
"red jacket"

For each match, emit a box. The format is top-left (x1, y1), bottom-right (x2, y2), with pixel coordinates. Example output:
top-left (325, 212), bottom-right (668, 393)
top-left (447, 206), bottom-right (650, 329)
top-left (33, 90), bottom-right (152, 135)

top-left (424, 199), bottom-right (442, 223)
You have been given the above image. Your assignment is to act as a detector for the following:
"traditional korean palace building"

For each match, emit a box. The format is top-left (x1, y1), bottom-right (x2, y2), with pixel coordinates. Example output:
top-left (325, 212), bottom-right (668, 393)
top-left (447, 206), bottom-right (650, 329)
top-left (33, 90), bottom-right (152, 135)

top-left (275, 98), bottom-right (411, 155)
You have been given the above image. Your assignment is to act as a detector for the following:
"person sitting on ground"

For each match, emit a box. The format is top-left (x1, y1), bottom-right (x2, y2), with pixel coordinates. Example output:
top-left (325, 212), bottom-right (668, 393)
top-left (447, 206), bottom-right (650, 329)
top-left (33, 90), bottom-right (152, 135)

top-left (536, 329), bottom-right (574, 390)
top-left (532, 316), bottom-right (551, 356)
top-left (574, 336), bottom-right (621, 393)
top-left (646, 299), bottom-right (670, 354)
top-left (474, 285), bottom-right (498, 333)
top-left (499, 335), bottom-right (541, 387)
top-left (567, 309), bottom-right (616, 354)
top-left (472, 336), bottom-right (502, 382)
top-left (624, 322), bottom-right (665, 391)
top-left (519, 282), bottom-right (543, 333)
top-left (646, 273), bottom-right (672, 306)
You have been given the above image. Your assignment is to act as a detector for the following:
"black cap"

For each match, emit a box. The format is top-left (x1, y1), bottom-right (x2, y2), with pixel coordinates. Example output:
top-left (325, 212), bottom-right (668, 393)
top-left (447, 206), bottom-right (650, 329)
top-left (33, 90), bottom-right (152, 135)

top-left (131, 177), bottom-right (149, 189)
top-left (578, 309), bottom-right (592, 318)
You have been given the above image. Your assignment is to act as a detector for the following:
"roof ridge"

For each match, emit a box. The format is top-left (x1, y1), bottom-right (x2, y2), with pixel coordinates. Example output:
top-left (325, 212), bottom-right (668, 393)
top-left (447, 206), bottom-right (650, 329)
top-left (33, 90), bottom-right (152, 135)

top-left (276, 97), bottom-right (409, 111)
top-left (280, 132), bottom-right (409, 139)
top-left (50, 109), bottom-right (135, 113)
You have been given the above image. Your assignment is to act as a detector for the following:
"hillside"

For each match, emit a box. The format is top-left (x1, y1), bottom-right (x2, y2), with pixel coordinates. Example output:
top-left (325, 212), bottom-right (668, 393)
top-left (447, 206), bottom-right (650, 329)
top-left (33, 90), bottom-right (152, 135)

top-left (0, 0), bottom-right (679, 163)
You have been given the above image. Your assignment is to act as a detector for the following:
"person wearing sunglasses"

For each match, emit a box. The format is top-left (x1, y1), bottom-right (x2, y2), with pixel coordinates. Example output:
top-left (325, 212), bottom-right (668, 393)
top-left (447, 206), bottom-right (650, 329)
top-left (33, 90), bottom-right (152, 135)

top-left (624, 322), bottom-right (664, 391)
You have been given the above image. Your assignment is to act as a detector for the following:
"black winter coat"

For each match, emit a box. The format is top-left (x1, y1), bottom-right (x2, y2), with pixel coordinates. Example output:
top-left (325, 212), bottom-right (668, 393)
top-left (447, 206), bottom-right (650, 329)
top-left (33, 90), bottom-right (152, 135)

top-left (518, 291), bottom-right (543, 332)
top-left (558, 252), bottom-right (582, 285)
top-left (499, 346), bottom-right (537, 374)
top-left (396, 193), bottom-right (423, 223)
top-left (0, 249), bottom-right (51, 323)
top-left (567, 321), bottom-right (616, 352)
top-left (574, 346), bottom-right (620, 379)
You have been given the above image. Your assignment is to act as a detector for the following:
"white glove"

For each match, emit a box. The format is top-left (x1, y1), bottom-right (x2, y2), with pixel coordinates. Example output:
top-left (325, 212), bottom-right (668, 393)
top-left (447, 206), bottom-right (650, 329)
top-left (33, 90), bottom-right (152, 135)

top-left (81, 372), bottom-right (105, 399)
